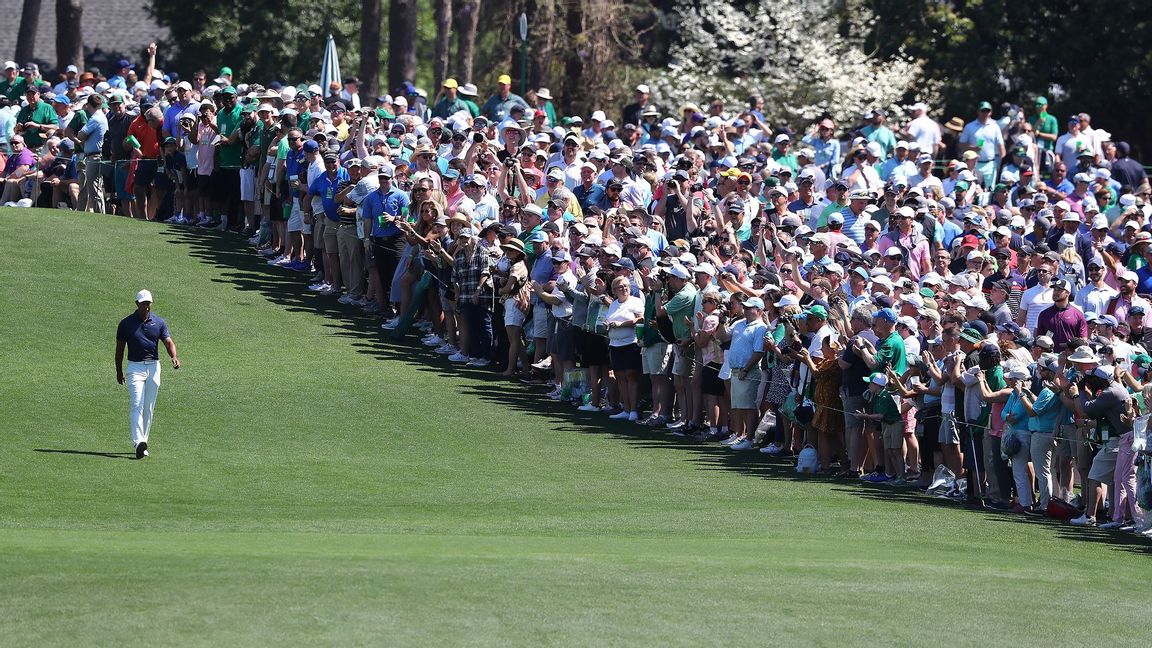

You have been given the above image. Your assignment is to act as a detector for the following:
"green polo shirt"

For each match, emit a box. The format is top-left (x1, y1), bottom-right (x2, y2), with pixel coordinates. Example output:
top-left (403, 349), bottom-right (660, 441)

top-left (216, 104), bottom-right (243, 169)
top-left (873, 330), bottom-right (907, 375)
top-left (15, 101), bottom-right (57, 146)
top-left (517, 224), bottom-right (543, 263)
top-left (665, 282), bottom-right (698, 340)
top-left (1029, 112), bottom-right (1058, 151)
top-left (432, 97), bottom-right (470, 119)
top-left (869, 389), bottom-right (902, 425)
top-left (67, 109), bottom-right (89, 135)
top-left (0, 77), bottom-right (26, 103)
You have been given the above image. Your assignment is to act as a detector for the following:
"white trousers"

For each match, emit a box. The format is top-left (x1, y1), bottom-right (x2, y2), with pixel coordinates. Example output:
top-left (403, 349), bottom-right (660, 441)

top-left (127, 360), bottom-right (162, 446)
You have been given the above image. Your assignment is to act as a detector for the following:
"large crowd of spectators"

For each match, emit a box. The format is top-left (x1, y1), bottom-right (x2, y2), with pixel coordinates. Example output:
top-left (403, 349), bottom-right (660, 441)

top-left (5, 48), bottom-right (1152, 535)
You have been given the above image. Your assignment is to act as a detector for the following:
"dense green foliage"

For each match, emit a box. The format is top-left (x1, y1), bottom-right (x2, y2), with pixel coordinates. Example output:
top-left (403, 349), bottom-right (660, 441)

top-left (148, 0), bottom-right (361, 84)
top-left (870, 0), bottom-right (1152, 154)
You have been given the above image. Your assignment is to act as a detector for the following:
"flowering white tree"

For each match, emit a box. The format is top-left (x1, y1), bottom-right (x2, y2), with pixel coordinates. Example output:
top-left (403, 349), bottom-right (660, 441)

top-left (651, 0), bottom-right (936, 128)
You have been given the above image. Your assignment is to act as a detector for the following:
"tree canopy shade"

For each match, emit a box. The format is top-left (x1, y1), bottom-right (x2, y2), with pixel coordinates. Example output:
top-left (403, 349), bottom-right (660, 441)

top-left (869, 0), bottom-right (1152, 155)
top-left (148, 0), bottom-right (360, 84)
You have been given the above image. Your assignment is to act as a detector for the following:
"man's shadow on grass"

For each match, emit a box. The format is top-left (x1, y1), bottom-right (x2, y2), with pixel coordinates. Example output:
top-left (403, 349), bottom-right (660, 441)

top-left (160, 227), bottom-right (1152, 555)
top-left (34, 448), bottom-right (135, 460)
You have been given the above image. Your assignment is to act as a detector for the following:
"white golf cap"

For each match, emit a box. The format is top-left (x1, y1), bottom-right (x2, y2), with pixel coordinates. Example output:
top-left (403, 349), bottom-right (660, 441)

top-left (135, 289), bottom-right (154, 303)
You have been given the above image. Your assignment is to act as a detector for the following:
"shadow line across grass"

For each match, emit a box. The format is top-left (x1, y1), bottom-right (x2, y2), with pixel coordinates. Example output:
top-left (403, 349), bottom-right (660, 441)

top-left (160, 225), bottom-right (1152, 556)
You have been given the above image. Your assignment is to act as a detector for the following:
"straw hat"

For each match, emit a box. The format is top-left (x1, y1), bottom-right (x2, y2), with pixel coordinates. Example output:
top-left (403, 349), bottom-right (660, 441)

top-left (500, 238), bottom-right (526, 255)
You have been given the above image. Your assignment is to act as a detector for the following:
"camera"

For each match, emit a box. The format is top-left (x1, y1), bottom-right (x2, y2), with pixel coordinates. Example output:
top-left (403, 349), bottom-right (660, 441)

top-left (473, 132), bottom-right (485, 144)
top-left (503, 157), bottom-right (518, 168)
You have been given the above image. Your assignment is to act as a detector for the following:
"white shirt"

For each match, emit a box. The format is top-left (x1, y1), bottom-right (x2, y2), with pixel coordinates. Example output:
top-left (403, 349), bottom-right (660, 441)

top-left (1055, 132), bottom-right (1091, 170)
top-left (604, 295), bottom-right (644, 346)
top-left (1019, 284), bottom-right (1054, 331)
top-left (1075, 282), bottom-right (1118, 317)
top-left (907, 115), bottom-right (942, 153)
top-left (841, 163), bottom-right (882, 191)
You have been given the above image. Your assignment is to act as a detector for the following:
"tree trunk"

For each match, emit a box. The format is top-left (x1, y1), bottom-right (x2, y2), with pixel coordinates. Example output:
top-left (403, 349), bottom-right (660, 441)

top-left (359, 0), bottom-right (382, 103)
top-left (15, 0), bottom-right (43, 65)
top-left (432, 0), bottom-right (452, 88)
top-left (454, 0), bottom-right (481, 83)
top-left (55, 0), bottom-right (83, 72)
top-left (561, 0), bottom-right (583, 117)
top-left (387, 0), bottom-right (418, 95)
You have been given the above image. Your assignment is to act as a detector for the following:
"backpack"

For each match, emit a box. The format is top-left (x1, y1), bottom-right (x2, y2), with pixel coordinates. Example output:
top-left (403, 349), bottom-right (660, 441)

top-left (796, 445), bottom-right (819, 474)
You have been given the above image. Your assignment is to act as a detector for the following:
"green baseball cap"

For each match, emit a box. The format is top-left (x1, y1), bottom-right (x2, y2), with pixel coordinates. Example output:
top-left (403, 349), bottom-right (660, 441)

top-left (241, 104), bottom-right (256, 113)
top-left (977, 101), bottom-right (992, 111)
top-left (375, 108), bottom-right (395, 120)
top-left (806, 305), bottom-right (828, 320)
top-left (1034, 96), bottom-right (1048, 106)
top-left (219, 85), bottom-right (237, 95)
top-left (220, 66), bottom-right (233, 76)
top-left (385, 137), bottom-right (401, 148)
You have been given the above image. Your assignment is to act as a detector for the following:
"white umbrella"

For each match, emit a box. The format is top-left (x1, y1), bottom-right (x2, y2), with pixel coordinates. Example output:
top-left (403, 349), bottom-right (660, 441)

top-left (320, 34), bottom-right (341, 102)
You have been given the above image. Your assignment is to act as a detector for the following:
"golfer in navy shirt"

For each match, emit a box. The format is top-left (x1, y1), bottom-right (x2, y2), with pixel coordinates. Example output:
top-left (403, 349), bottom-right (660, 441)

top-left (115, 289), bottom-right (180, 459)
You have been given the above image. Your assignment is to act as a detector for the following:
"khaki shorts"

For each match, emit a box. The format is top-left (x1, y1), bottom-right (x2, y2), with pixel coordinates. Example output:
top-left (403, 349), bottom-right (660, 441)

top-left (1087, 437), bottom-right (1120, 483)
top-left (730, 369), bottom-right (762, 409)
top-left (322, 220), bottom-right (340, 252)
top-left (938, 414), bottom-right (961, 445)
top-left (883, 421), bottom-right (904, 450)
top-left (641, 342), bottom-right (673, 375)
top-left (672, 343), bottom-right (696, 377)
top-left (312, 218), bottom-right (326, 249)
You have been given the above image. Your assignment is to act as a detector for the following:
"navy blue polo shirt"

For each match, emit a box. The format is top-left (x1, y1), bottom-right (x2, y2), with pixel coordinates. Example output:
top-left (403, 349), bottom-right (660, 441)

top-left (117, 312), bottom-right (170, 362)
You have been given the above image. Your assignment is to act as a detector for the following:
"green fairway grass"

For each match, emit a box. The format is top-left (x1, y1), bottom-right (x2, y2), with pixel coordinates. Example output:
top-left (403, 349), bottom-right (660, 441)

top-left (1, 207), bottom-right (1150, 645)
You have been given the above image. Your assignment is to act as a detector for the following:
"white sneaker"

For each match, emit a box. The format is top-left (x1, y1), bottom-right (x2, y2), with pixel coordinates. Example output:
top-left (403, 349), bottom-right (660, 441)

top-left (627, 411), bottom-right (639, 422)
top-left (308, 282), bottom-right (329, 291)
top-left (337, 294), bottom-right (355, 304)
top-left (468, 358), bottom-right (490, 367)
top-left (435, 344), bottom-right (457, 354)
top-left (729, 438), bottom-right (753, 451)
top-left (608, 411), bottom-right (631, 420)
top-left (760, 442), bottom-right (781, 454)
top-left (352, 297), bottom-right (369, 307)
top-left (320, 286), bottom-right (341, 295)
top-left (1098, 520), bottom-right (1125, 529)
top-left (1069, 514), bottom-right (1096, 526)
top-left (531, 358), bottom-right (553, 371)
top-left (721, 434), bottom-right (740, 446)
top-left (577, 403), bottom-right (600, 412)
top-left (448, 352), bottom-right (470, 363)
top-left (382, 318), bottom-right (401, 330)
top-left (665, 419), bottom-right (685, 430)
top-left (423, 335), bottom-right (443, 346)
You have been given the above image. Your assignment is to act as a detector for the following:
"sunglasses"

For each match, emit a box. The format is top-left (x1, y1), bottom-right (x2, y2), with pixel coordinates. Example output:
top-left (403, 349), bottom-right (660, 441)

top-left (413, 187), bottom-right (429, 193)
top-left (288, 137), bottom-right (301, 141)
top-left (737, 180), bottom-right (751, 186)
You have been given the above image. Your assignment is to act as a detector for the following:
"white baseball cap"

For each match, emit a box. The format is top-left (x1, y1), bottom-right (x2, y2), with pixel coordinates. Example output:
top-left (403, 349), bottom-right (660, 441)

top-left (135, 289), bottom-right (154, 303)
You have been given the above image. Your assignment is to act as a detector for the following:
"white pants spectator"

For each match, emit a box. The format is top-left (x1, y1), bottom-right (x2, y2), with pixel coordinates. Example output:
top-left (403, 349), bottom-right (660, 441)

top-left (126, 360), bottom-right (161, 447)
